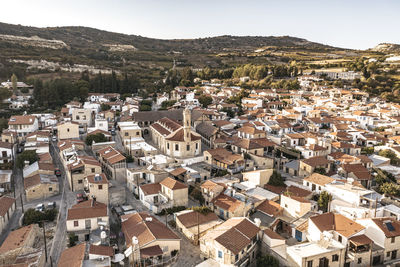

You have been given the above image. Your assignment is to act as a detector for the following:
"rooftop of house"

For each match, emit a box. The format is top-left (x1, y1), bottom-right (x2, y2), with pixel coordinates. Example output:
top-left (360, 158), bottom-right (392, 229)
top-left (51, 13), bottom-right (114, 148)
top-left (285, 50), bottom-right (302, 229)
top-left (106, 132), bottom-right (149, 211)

top-left (67, 200), bottom-right (107, 220)
top-left (310, 212), bottom-right (365, 238)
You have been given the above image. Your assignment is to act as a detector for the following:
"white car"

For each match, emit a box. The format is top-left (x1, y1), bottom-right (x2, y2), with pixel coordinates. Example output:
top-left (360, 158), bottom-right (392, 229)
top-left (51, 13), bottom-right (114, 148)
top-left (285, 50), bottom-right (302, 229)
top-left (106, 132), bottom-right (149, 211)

top-left (52, 136), bottom-right (57, 142)
top-left (35, 203), bottom-right (45, 212)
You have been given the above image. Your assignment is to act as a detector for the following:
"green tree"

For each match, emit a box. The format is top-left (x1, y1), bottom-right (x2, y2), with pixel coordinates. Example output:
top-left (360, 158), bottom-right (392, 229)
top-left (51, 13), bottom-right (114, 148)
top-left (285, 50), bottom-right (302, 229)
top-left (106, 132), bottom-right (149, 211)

top-left (0, 87), bottom-right (12, 102)
top-left (198, 95), bottom-right (213, 108)
top-left (69, 233), bottom-right (77, 247)
top-left (267, 170), bottom-right (285, 187)
top-left (11, 73), bottom-right (18, 92)
top-left (314, 167), bottom-right (326, 175)
top-left (379, 182), bottom-right (400, 196)
top-left (318, 191), bottom-right (332, 212)
top-left (16, 150), bottom-right (38, 168)
top-left (256, 254), bottom-right (279, 267)
top-left (100, 103), bottom-right (111, 111)
top-left (85, 133), bottom-right (108, 145)
top-left (378, 149), bottom-right (400, 165)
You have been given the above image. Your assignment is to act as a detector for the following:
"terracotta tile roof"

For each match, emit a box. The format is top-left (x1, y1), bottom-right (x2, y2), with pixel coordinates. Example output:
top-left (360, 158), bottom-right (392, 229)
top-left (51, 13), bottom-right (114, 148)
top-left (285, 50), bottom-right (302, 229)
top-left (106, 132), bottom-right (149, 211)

top-left (0, 196), bottom-right (15, 217)
top-left (342, 164), bottom-right (371, 180)
top-left (150, 122), bottom-right (171, 136)
top-left (263, 228), bottom-right (285, 240)
top-left (8, 115), bottom-right (36, 125)
top-left (286, 186), bottom-right (312, 198)
top-left (232, 138), bottom-right (263, 150)
top-left (140, 245), bottom-right (163, 259)
top-left (0, 225), bottom-right (36, 254)
top-left (89, 244), bottom-right (114, 257)
top-left (98, 146), bottom-right (126, 165)
top-left (215, 218), bottom-right (260, 255)
top-left (140, 183), bottom-right (161, 196)
top-left (58, 243), bottom-right (86, 267)
top-left (310, 212), bottom-right (365, 238)
top-left (264, 184), bottom-right (286, 194)
top-left (121, 212), bottom-right (180, 248)
top-left (169, 167), bottom-right (187, 177)
top-left (176, 211), bottom-right (219, 228)
top-left (237, 126), bottom-right (264, 135)
top-left (165, 128), bottom-right (201, 142)
top-left (0, 141), bottom-right (13, 149)
top-left (371, 217), bottom-right (400, 237)
top-left (212, 193), bottom-right (241, 212)
top-left (301, 156), bottom-right (330, 167)
top-left (304, 173), bottom-right (335, 186)
top-left (348, 234), bottom-right (372, 245)
top-left (256, 200), bottom-right (283, 217)
top-left (205, 148), bottom-right (244, 165)
top-left (67, 200), bottom-right (107, 220)
top-left (160, 177), bottom-right (187, 190)
top-left (39, 152), bottom-right (52, 163)
top-left (86, 173), bottom-right (108, 184)
top-left (23, 174), bottom-right (41, 189)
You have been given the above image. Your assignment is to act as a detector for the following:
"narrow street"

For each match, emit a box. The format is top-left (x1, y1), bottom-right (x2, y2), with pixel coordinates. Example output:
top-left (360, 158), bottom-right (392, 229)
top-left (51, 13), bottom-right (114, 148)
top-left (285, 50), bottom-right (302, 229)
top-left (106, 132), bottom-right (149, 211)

top-left (46, 141), bottom-right (76, 267)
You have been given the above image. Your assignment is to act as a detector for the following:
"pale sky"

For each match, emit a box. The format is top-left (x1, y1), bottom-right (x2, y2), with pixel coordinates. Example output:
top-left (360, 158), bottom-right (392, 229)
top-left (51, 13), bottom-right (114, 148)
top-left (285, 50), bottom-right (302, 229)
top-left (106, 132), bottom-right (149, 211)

top-left (1, 0), bottom-right (399, 49)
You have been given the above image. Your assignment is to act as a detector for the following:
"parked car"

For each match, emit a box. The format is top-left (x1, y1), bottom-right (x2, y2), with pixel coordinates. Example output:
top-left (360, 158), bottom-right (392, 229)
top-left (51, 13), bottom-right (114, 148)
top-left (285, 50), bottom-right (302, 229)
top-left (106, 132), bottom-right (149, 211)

top-left (35, 203), bottom-right (45, 212)
top-left (111, 130), bottom-right (116, 136)
top-left (52, 136), bottom-right (57, 142)
top-left (55, 168), bottom-right (61, 176)
top-left (47, 202), bottom-right (56, 209)
top-left (76, 193), bottom-right (85, 203)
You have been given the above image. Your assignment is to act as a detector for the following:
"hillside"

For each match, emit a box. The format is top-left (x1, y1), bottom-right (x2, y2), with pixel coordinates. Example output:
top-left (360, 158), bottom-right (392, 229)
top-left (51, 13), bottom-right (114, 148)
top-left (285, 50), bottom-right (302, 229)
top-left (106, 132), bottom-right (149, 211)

top-left (0, 22), bottom-right (352, 84)
top-left (371, 43), bottom-right (400, 53)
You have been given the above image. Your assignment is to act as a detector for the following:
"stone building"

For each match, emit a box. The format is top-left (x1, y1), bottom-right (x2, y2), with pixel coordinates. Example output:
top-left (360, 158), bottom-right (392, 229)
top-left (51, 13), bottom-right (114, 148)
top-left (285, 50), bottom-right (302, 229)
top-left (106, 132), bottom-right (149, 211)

top-left (150, 108), bottom-right (201, 159)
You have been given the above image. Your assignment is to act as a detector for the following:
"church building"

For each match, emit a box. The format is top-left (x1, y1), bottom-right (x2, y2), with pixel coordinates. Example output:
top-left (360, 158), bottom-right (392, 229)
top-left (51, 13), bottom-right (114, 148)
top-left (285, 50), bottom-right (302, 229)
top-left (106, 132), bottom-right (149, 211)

top-left (150, 108), bottom-right (202, 158)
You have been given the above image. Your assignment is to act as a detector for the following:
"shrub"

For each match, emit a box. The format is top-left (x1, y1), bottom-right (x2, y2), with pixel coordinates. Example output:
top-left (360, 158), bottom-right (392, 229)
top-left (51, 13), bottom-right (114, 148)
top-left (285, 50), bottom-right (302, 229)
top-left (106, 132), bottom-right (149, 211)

top-left (16, 150), bottom-right (38, 169)
top-left (22, 208), bottom-right (58, 226)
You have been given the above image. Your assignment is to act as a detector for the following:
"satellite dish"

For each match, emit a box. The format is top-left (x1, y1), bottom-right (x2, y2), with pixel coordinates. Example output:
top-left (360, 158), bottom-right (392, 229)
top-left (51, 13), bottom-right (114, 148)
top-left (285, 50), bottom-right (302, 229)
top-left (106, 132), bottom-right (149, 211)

top-left (100, 231), bottom-right (107, 239)
top-left (113, 253), bottom-right (125, 263)
top-left (132, 236), bottom-right (139, 245)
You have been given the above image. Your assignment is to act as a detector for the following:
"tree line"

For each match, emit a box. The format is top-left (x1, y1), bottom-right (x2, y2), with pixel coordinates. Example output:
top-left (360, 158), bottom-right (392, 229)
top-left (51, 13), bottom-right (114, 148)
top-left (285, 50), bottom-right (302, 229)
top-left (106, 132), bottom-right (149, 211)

top-left (30, 71), bottom-right (140, 109)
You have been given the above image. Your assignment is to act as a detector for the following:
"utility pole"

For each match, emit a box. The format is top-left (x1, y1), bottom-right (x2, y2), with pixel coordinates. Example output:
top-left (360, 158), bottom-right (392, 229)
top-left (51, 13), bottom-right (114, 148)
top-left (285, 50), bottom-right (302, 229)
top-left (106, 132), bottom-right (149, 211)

top-left (20, 193), bottom-right (24, 213)
top-left (197, 211), bottom-right (200, 245)
top-left (42, 221), bottom-right (48, 262)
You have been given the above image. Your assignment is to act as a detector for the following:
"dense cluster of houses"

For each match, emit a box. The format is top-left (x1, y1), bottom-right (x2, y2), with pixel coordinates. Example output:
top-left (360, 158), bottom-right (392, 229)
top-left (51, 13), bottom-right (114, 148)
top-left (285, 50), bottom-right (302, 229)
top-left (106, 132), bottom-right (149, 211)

top-left (0, 75), bottom-right (399, 267)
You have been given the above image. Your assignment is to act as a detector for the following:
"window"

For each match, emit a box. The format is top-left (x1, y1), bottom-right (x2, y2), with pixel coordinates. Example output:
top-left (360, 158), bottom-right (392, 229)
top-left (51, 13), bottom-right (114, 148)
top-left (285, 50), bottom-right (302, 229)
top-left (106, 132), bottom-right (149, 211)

top-left (307, 260), bottom-right (313, 267)
top-left (196, 143), bottom-right (198, 149)
top-left (338, 235), bottom-right (342, 243)
top-left (218, 251), bottom-right (222, 258)
top-left (74, 221), bottom-right (79, 227)
top-left (235, 254), bottom-right (239, 262)
top-left (76, 116), bottom-right (80, 120)
top-left (358, 258), bottom-right (362, 264)
top-left (187, 144), bottom-right (190, 151)
top-left (91, 168), bottom-right (95, 173)
top-left (49, 187), bottom-right (52, 192)
top-left (98, 185), bottom-right (103, 190)
top-left (332, 254), bottom-right (338, 262)
top-left (167, 143), bottom-right (169, 149)
top-left (2, 151), bottom-right (7, 157)
top-left (175, 144), bottom-right (179, 151)
top-left (78, 180), bottom-right (83, 184)
top-left (391, 237), bottom-right (395, 243)
top-left (67, 128), bottom-right (70, 132)
top-left (125, 132), bottom-right (129, 136)
top-left (136, 132), bottom-right (139, 135)
top-left (387, 252), bottom-right (391, 258)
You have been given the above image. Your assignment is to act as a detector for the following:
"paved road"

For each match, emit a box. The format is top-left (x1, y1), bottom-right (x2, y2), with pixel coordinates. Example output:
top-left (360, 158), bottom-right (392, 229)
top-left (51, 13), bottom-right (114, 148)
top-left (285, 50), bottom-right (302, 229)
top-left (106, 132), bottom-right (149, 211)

top-left (46, 141), bottom-right (76, 267)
